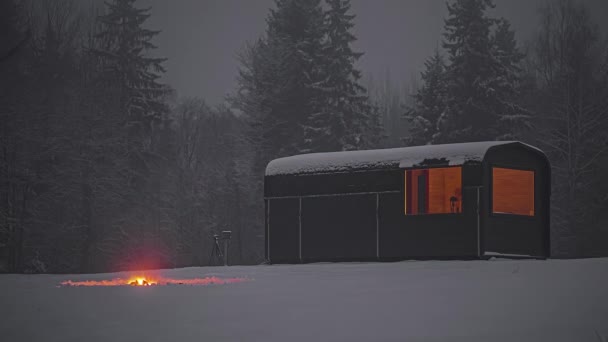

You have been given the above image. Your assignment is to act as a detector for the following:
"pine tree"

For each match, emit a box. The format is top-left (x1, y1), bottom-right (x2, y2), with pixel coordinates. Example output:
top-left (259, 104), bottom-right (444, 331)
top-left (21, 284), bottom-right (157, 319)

top-left (91, 0), bottom-right (171, 271)
top-left (302, 0), bottom-right (382, 152)
top-left (434, 0), bottom-right (527, 143)
top-left (234, 0), bottom-right (326, 162)
top-left (235, 0), bottom-right (383, 161)
top-left (266, 0), bottom-right (326, 155)
top-left (303, 0), bottom-right (357, 152)
top-left (491, 18), bottom-right (529, 139)
top-left (435, 0), bottom-right (496, 143)
top-left (405, 48), bottom-right (446, 145)
top-left (231, 0), bottom-right (327, 264)
top-left (358, 101), bottom-right (385, 149)
top-left (94, 0), bottom-right (168, 146)
top-left (330, 0), bottom-right (384, 151)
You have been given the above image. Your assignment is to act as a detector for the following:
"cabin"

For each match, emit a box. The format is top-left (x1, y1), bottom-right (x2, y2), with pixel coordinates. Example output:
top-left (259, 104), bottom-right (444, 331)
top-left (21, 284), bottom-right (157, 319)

top-left (264, 141), bottom-right (551, 263)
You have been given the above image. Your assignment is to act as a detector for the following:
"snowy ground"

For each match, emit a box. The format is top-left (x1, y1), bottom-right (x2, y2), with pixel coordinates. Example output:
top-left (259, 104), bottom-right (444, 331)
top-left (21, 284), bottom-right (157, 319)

top-left (1, 258), bottom-right (608, 342)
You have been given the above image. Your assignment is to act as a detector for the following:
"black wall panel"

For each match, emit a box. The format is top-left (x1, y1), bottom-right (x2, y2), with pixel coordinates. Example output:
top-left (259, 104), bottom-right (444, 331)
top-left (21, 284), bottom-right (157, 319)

top-left (301, 194), bottom-right (377, 260)
top-left (268, 198), bottom-right (300, 262)
top-left (265, 170), bottom-right (402, 198)
top-left (265, 199), bottom-right (268, 260)
top-left (378, 192), bottom-right (478, 258)
top-left (462, 164), bottom-right (482, 186)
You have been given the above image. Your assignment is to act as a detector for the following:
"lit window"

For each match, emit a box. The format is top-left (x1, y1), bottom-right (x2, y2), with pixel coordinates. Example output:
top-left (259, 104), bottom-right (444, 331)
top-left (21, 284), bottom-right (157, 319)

top-left (492, 167), bottom-right (535, 216)
top-left (404, 167), bottom-right (462, 215)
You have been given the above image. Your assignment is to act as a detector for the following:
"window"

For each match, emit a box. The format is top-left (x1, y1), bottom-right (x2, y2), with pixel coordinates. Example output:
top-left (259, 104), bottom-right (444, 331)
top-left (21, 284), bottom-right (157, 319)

top-left (492, 167), bottom-right (534, 216)
top-left (404, 167), bottom-right (462, 215)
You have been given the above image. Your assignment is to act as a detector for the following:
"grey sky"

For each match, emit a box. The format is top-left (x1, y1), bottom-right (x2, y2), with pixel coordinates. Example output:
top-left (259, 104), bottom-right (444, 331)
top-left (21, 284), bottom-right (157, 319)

top-left (140, 0), bottom-right (608, 105)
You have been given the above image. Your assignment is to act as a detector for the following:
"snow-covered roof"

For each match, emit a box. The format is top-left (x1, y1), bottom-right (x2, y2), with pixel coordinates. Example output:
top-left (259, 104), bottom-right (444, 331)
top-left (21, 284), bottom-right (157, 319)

top-left (266, 141), bottom-right (539, 176)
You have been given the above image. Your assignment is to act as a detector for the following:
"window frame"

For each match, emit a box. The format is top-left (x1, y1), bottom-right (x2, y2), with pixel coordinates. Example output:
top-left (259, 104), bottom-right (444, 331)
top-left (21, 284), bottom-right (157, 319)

top-left (403, 165), bottom-right (464, 216)
top-left (490, 164), bottom-right (536, 218)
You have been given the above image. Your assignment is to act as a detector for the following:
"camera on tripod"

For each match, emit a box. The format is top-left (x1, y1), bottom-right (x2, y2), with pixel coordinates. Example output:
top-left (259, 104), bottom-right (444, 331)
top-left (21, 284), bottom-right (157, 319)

top-left (209, 230), bottom-right (232, 266)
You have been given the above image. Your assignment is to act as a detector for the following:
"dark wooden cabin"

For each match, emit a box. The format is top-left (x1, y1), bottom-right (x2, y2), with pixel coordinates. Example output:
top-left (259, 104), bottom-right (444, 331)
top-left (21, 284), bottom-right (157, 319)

top-left (264, 141), bottom-right (551, 263)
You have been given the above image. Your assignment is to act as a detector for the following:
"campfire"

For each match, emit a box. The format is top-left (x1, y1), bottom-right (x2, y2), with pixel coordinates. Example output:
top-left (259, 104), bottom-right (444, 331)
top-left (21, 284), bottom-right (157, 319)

top-left (128, 277), bottom-right (156, 286)
top-left (61, 275), bottom-right (248, 287)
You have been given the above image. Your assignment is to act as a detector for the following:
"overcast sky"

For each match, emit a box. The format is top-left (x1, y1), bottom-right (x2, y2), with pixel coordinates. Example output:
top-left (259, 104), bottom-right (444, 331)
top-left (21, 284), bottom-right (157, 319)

top-left (139, 0), bottom-right (608, 105)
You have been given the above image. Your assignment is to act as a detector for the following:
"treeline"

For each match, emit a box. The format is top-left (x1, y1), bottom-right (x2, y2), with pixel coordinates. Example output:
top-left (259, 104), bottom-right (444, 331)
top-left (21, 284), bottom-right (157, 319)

top-left (1, 0), bottom-right (606, 273)
top-left (0, 0), bottom-right (383, 273)
top-left (0, 0), bottom-right (261, 273)
top-left (232, 0), bottom-right (383, 160)
top-left (405, 0), bottom-right (608, 256)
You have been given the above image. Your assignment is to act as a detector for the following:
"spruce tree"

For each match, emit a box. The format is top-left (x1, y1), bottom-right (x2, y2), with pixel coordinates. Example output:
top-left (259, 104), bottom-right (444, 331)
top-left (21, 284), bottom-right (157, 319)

top-left (266, 0), bottom-right (326, 156)
top-left (491, 18), bottom-right (529, 139)
top-left (235, 0), bottom-right (382, 161)
top-left (330, 0), bottom-right (383, 151)
top-left (303, 0), bottom-right (356, 152)
top-left (232, 1), bottom-right (327, 258)
top-left (234, 0), bottom-right (326, 162)
top-left (435, 0), bottom-right (496, 143)
top-left (434, 0), bottom-right (527, 143)
top-left (302, 0), bottom-right (381, 152)
top-left (94, 0), bottom-right (168, 146)
top-left (91, 0), bottom-right (170, 270)
top-left (359, 101), bottom-right (385, 149)
top-left (405, 48), bottom-right (446, 145)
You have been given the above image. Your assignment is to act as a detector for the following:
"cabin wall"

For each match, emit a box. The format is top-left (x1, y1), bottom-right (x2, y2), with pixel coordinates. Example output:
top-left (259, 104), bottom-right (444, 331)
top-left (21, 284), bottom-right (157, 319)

top-left (266, 170), bottom-right (400, 262)
top-left (378, 192), bottom-right (479, 258)
top-left (266, 198), bottom-right (300, 263)
top-left (379, 166), bottom-right (480, 259)
top-left (301, 194), bottom-right (377, 261)
top-left (266, 167), bottom-right (482, 262)
top-left (482, 145), bottom-right (550, 257)
top-left (265, 170), bottom-right (401, 198)
top-left (267, 194), bottom-right (379, 262)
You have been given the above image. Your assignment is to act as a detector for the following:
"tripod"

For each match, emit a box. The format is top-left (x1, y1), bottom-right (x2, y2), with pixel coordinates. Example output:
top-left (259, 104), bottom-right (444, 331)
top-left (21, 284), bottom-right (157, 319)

top-left (208, 234), bottom-right (223, 266)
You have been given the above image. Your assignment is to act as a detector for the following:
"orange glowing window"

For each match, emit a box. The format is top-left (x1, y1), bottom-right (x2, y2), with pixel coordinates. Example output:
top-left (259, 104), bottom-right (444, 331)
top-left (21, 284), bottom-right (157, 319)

top-left (492, 167), bottom-right (535, 216)
top-left (404, 167), bottom-right (462, 215)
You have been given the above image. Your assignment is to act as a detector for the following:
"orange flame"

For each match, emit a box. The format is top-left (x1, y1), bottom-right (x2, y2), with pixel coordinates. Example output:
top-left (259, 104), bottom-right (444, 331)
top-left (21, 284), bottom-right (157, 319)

top-left (61, 276), bottom-right (249, 287)
top-left (127, 277), bottom-right (157, 286)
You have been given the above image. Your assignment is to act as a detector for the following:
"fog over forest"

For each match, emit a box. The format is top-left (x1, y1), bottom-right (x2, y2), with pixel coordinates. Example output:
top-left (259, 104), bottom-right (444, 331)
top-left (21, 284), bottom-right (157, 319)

top-left (1, 0), bottom-right (607, 273)
top-left (141, 0), bottom-right (608, 104)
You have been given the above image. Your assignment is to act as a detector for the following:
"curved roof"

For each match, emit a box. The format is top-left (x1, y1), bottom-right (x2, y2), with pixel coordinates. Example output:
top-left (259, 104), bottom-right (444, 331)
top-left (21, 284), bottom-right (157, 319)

top-left (265, 141), bottom-right (544, 176)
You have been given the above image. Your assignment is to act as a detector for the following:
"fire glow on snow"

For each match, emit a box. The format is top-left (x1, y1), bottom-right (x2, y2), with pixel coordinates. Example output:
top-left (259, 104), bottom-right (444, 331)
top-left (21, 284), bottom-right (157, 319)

top-left (61, 276), bottom-right (249, 287)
